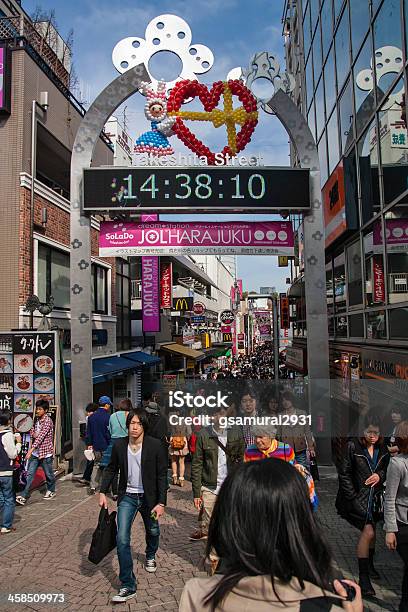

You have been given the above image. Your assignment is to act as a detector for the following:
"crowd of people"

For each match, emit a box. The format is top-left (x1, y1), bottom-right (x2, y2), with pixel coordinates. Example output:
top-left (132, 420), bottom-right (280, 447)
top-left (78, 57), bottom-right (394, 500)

top-left (1, 355), bottom-right (408, 609)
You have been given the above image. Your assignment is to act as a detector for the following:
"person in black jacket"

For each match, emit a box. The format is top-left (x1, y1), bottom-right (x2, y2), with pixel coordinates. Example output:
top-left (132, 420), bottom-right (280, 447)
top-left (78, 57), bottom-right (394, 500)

top-left (99, 409), bottom-right (168, 604)
top-left (335, 413), bottom-right (389, 597)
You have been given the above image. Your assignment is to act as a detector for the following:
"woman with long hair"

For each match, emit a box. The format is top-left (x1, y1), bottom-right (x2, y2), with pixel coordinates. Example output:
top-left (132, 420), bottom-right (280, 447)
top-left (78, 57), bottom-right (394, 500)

top-left (384, 420), bottom-right (408, 611)
top-left (335, 413), bottom-right (389, 597)
top-left (180, 459), bottom-right (362, 611)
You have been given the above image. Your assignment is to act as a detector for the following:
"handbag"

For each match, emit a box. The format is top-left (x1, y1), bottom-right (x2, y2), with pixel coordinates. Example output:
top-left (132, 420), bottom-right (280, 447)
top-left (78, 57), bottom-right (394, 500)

top-left (88, 507), bottom-right (117, 565)
top-left (309, 457), bottom-right (320, 481)
top-left (171, 436), bottom-right (185, 450)
top-left (372, 488), bottom-right (385, 522)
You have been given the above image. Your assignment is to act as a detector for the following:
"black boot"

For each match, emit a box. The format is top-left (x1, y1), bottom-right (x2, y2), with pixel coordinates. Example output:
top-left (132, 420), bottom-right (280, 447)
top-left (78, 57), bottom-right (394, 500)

top-left (369, 548), bottom-right (380, 579)
top-left (358, 558), bottom-right (376, 597)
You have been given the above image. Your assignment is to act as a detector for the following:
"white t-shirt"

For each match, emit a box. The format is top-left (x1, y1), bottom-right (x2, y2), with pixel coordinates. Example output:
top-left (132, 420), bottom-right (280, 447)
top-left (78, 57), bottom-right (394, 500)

top-left (214, 430), bottom-right (228, 495)
top-left (126, 446), bottom-right (144, 494)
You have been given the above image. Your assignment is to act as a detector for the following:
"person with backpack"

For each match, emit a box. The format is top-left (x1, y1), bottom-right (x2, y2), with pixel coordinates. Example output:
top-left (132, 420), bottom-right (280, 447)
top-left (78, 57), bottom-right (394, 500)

top-left (384, 420), bottom-right (408, 611)
top-left (168, 407), bottom-right (191, 487)
top-left (0, 411), bottom-right (21, 533)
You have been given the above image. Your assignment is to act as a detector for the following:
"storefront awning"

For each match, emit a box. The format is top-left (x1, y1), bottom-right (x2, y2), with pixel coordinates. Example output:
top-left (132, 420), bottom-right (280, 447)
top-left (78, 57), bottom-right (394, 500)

top-left (120, 351), bottom-right (161, 366)
top-left (202, 347), bottom-right (224, 359)
top-left (160, 343), bottom-right (205, 361)
top-left (64, 355), bottom-right (141, 383)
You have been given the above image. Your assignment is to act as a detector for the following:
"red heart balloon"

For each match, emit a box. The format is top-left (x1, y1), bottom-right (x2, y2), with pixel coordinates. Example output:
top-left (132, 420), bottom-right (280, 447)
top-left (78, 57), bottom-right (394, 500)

top-left (168, 80), bottom-right (258, 165)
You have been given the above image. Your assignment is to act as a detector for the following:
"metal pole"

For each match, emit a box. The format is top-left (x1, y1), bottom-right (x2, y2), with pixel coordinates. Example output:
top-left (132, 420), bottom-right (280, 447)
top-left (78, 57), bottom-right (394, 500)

top-left (273, 297), bottom-right (279, 383)
top-left (30, 100), bottom-right (37, 330)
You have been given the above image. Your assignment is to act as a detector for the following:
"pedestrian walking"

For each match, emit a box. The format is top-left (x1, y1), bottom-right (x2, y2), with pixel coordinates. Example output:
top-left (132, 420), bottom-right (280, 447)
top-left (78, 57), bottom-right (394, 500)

top-left (0, 410), bottom-right (21, 533)
top-left (239, 387), bottom-right (259, 448)
top-left (384, 420), bottom-right (408, 611)
top-left (77, 402), bottom-right (98, 485)
top-left (278, 390), bottom-right (316, 468)
top-left (101, 398), bottom-right (132, 500)
top-left (99, 408), bottom-right (168, 603)
top-left (142, 392), bottom-right (168, 447)
top-left (335, 413), bottom-right (389, 597)
top-left (168, 408), bottom-right (191, 487)
top-left (190, 405), bottom-right (244, 543)
top-left (16, 399), bottom-right (56, 506)
top-left (86, 396), bottom-right (111, 494)
top-left (180, 459), bottom-right (362, 611)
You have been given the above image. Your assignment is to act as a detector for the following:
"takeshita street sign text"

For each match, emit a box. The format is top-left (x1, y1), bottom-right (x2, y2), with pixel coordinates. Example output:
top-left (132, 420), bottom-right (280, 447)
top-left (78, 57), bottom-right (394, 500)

top-left (83, 166), bottom-right (310, 213)
top-left (99, 221), bottom-right (295, 256)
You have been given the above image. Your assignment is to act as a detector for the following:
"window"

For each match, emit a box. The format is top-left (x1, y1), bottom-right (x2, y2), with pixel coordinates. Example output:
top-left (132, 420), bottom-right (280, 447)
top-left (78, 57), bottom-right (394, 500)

top-left (310, 0), bottom-right (320, 34)
top-left (349, 313), bottom-right (364, 337)
top-left (315, 77), bottom-right (326, 138)
top-left (349, 0), bottom-right (370, 60)
top-left (92, 265), bottom-right (108, 314)
top-left (320, 0), bottom-right (333, 60)
top-left (353, 34), bottom-right (375, 136)
top-left (324, 46), bottom-right (336, 115)
top-left (37, 243), bottom-right (70, 309)
top-left (390, 307), bottom-right (408, 339)
top-left (326, 260), bottom-right (334, 315)
top-left (366, 310), bottom-right (386, 339)
top-left (347, 240), bottom-right (363, 307)
top-left (305, 52), bottom-right (314, 109)
top-left (385, 204), bottom-right (408, 305)
top-left (36, 124), bottom-right (71, 200)
top-left (373, 0), bottom-right (403, 102)
top-left (313, 24), bottom-right (323, 85)
top-left (327, 109), bottom-right (340, 173)
top-left (318, 131), bottom-right (328, 186)
top-left (357, 119), bottom-right (381, 223)
top-left (333, 0), bottom-right (345, 22)
top-left (335, 315), bottom-right (348, 337)
top-left (334, 252), bottom-right (347, 312)
top-left (339, 79), bottom-right (354, 154)
top-left (335, 6), bottom-right (350, 91)
top-left (378, 77), bottom-right (408, 206)
top-left (116, 258), bottom-right (131, 350)
top-left (303, 2), bottom-right (312, 59)
top-left (307, 100), bottom-right (317, 142)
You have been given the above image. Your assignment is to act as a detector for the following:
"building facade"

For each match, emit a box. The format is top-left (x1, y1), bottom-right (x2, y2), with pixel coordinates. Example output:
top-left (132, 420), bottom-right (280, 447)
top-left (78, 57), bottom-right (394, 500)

top-left (283, 0), bottom-right (408, 405)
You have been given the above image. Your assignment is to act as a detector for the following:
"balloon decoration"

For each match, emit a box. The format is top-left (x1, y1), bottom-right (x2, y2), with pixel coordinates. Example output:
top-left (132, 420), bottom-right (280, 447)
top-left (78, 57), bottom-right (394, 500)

top-left (167, 80), bottom-right (258, 165)
top-left (134, 81), bottom-right (176, 157)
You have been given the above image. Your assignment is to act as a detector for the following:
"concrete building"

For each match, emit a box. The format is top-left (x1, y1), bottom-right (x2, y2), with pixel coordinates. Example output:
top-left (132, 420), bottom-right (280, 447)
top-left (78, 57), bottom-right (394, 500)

top-left (104, 116), bottom-right (134, 166)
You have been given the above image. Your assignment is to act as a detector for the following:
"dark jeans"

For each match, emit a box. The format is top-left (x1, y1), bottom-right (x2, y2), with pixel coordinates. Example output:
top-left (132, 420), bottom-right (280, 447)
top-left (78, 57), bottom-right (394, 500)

top-left (21, 456), bottom-right (55, 499)
top-left (117, 493), bottom-right (160, 590)
top-left (82, 460), bottom-right (94, 482)
top-left (0, 475), bottom-right (14, 528)
top-left (397, 541), bottom-right (408, 611)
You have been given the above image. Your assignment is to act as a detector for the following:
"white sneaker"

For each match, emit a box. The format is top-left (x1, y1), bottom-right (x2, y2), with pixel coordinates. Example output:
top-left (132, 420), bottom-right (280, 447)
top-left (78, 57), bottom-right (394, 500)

top-left (111, 588), bottom-right (136, 603)
top-left (15, 496), bottom-right (26, 506)
top-left (145, 558), bottom-right (157, 573)
top-left (1, 527), bottom-right (15, 534)
top-left (43, 491), bottom-right (56, 500)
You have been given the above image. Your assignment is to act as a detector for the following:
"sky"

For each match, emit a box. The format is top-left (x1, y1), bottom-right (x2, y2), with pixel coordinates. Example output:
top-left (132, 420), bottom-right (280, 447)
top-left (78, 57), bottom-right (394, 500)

top-left (23, 0), bottom-right (291, 292)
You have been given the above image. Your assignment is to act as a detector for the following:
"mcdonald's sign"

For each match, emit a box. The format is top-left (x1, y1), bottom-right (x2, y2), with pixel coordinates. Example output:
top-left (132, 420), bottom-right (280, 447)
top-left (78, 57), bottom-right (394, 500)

top-left (173, 297), bottom-right (193, 312)
top-left (222, 332), bottom-right (233, 343)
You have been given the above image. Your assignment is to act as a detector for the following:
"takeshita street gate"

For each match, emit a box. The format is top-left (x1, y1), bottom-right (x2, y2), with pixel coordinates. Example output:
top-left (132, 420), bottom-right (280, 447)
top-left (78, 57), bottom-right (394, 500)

top-left (70, 15), bottom-right (330, 471)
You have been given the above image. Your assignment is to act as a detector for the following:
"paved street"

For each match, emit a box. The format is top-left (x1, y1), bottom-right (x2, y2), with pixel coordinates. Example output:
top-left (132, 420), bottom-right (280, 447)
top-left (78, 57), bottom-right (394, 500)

top-left (0, 468), bottom-right (403, 612)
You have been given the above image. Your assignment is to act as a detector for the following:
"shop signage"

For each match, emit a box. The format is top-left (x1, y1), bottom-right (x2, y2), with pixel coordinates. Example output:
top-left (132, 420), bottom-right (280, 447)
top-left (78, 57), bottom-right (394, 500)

top-left (238, 333), bottom-right (245, 340)
top-left (373, 218), bottom-right (408, 253)
top-left (142, 257), bottom-right (160, 332)
top-left (191, 315), bottom-right (205, 323)
top-left (372, 256), bottom-right (385, 303)
top-left (160, 261), bottom-right (172, 309)
top-left (285, 346), bottom-right (304, 372)
top-left (0, 332), bottom-right (59, 440)
top-left (162, 374), bottom-right (177, 390)
top-left (278, 256), bottom-right (288, 267)
top-left (322, 158), bottom-right (357, 248)
top-left (186, 358), bottom-right (196, 369)
top-left (183, 328), bottom-right (195, 345)
top-left (193, 302), bottom-right (206, 315)
top-left (0, 45), bottom-right (11, 115)
top-left (222, 333), bottom-right (233, 342)
top-left (362, 349), bottom-right (408, 393)
top-left (221, 325), bottom-right (231, 333)
top-left (99, 221), bottom-right (295, 256)
top-left (173, 297), bottom-right (193, 312)
top-left (83, 167), bottom-right (310, 213)
top-left (297, 222), bottom-right (304, 271)
top-left (279, 294), bottom-right (290, 329)
top-left (220, 310), bottom-right (235, 325)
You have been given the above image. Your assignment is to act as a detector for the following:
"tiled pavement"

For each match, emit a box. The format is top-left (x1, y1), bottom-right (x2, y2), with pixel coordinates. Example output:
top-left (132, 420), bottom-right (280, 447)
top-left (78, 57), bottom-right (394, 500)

top-left (0, 467), bottom-right (403, 611)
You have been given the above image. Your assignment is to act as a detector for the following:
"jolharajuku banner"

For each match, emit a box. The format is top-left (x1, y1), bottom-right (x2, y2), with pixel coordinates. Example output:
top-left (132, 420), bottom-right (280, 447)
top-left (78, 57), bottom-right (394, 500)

top-left (99, 221), bottom-right (294, 256)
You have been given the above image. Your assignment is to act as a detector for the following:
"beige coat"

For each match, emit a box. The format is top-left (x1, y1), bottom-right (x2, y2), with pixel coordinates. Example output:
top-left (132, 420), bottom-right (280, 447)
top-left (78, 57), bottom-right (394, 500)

top-left (179, 575), bottom-right (344, 611)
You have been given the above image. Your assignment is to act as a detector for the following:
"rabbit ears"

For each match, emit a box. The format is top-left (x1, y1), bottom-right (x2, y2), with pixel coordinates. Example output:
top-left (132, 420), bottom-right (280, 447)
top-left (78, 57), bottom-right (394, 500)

top-left (140, 80), bottom-right (167, 100)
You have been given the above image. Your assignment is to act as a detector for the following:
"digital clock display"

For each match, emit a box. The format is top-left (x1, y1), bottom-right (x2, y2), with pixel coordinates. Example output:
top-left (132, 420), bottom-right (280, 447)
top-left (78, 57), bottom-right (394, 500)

top-left (82, 167), bottom-right (310, 213)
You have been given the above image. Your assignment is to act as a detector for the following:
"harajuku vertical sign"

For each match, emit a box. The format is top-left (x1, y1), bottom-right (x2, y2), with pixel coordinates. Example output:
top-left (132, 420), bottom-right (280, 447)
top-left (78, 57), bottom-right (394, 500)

top-left (142, 257), bottom-right (160, 332)
top-left (160, 261), bottom-right (172, 308)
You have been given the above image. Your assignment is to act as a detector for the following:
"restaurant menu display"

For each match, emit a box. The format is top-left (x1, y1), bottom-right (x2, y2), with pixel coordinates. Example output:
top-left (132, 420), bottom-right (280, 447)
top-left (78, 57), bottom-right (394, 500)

top-left (0, 332), bottom-right (58, 439)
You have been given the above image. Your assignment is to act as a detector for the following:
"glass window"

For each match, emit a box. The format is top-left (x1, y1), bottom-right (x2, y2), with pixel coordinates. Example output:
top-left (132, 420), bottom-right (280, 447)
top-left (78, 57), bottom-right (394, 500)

top-left (326, 261), bottom-right (334, 315)
top-left (315, 77), bottom-right (326, 138)
top-left (334, 0), bottom-right (345, 22)
top-left (334, 252), bottom-right (347, 312)
top-left (349, 0), bottom-right (370, 59)
top-left (320, 0), bottom-right (333, 60)
top-left (308, 100), bottom-right (317, 142)
top-left (349, 313), bottom-right (364, 337)
top-left (353, 34), bottom-right (375, 136)
top-left (339, 79), bottom-right (354, 153)
top-left (313, 24), bottom-right (323, 84)
top-left (389, 307), bottom-right (408, 339)
top-left (50, 249), bottom-right (70, 309)
top-left (373, 0), bottom-right (403, 103)
top-left (336, 315), bottom-right (348, 337)
top-left (95, 266), bottom-right (107, 313)
top-left (335, 5), bottom-right (350, 91)
top-left (385, 204), bottom-right (408, 305)
top-left (378, 77), bottom-right (408, 206)
top-left (364, 225), bottom-right (385, 307)
top-left (305, 53), bottom-right (314, 109)
top-left (327, 109), bottom-right (340, 173)
top-left (318, 131), bottom-right (328, 186)
top-left (324, 46), bottom-right (336, 115)
top-left (366, 310), bottom-right (386, 339)
top-left (310, 0), bottom-right (320, 34)
top-left (357, 119), bottom-right (381, 223)
top-left (303, 2), bottom-right (312, 58)
top-left (347, 240), bottom-right (363, 307)
top-left (37, 244), bottom-right (48, 303)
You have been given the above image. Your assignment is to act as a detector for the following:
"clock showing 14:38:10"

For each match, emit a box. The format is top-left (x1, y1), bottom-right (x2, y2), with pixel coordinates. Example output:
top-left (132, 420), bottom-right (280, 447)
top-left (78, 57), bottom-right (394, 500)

top-left (82, 167), bottom-right (310, 213)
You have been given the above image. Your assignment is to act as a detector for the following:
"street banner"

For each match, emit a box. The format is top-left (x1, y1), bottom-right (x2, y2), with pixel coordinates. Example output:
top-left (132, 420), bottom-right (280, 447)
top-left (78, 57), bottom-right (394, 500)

top-left (99, 221), bottom-right (295, 256)
top-left (160, 261), bottom-right (172, 308)
top-left (142, 257), bottom-right (160, 332)
top-left (372, 256), bottom-right (385, 303)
